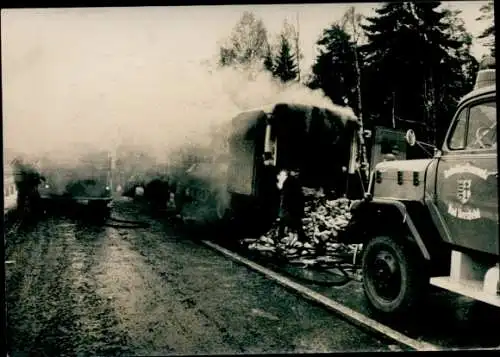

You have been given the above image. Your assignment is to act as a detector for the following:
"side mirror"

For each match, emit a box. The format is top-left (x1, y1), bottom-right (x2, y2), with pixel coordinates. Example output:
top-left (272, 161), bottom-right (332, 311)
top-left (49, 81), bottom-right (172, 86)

top-left (405, 129), bottom-right (417, 147)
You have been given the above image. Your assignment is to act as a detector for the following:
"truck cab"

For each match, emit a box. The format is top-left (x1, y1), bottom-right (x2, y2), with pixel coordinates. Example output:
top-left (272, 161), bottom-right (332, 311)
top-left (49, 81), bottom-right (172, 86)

top-left (349, 56), bottom-right (498, 314)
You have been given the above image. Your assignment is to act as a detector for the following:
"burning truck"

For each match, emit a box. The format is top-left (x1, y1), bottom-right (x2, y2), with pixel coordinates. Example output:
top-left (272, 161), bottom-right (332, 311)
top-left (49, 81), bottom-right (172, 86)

top-left (169, 102), bottom-right (369, 240)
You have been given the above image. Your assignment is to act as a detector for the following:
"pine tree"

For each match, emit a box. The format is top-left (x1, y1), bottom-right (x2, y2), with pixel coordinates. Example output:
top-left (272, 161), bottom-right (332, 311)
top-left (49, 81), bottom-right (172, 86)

top-left (273, 34), bottom-right (298, 83)
top-left (360, 1), bottom-right (472, 145)
top-left (360, 3), bottom-right (408, 129)
top-left (263, 44), bottom-right (275, 73)
top-left (307, 24), bottom-right (357, 107)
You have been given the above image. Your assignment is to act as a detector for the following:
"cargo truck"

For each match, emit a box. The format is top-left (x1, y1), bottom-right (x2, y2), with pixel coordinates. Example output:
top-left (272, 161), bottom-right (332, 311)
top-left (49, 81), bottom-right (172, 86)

top-left (174, 103), bottom-right (366, 234)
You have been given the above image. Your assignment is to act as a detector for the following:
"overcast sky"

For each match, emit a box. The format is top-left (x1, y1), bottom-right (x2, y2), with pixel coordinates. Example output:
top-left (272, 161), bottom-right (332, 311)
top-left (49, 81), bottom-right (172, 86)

top-left (2, 2), bottom-right (493, 75)
top-left (1, 2), bottom-right (494, 157)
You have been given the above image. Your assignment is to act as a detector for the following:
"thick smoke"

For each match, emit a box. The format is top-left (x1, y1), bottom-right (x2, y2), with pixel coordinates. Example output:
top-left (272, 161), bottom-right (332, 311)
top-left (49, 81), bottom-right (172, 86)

top-left (3, 8), bottom-right (357, 219)
top-left (4, 49), bottom-right (355, 174)
top-left (4, 23), bottom-right (359, 223)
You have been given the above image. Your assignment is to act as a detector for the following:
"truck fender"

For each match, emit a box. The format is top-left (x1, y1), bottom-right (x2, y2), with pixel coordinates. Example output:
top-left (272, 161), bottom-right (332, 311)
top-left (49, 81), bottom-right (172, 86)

top-left (353, 198), bottom-right (431, 261)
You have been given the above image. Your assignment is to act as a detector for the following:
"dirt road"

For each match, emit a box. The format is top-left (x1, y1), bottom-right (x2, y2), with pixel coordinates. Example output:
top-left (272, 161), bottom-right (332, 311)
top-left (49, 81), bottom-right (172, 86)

top-left (5, 200), bottom-right (393, 356)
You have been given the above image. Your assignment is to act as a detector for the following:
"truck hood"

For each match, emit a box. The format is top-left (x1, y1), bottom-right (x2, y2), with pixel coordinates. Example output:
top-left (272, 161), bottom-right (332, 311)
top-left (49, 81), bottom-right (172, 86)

top-left (374, 159), bottom-right (433, 173)
top-left (371, 158), bottom-right (434, 202)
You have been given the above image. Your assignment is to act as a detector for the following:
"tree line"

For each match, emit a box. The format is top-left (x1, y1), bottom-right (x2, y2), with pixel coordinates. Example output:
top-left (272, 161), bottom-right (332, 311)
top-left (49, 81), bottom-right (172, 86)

top-left (218, 1), bottom-right (495, 145)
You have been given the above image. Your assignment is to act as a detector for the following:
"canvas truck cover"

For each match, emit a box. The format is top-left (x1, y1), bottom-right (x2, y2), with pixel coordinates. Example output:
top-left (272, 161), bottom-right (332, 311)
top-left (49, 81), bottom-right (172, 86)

top-left (268, 103), bottom-right (360, 190)
top-left (227, 103), bottom-right (360, 195)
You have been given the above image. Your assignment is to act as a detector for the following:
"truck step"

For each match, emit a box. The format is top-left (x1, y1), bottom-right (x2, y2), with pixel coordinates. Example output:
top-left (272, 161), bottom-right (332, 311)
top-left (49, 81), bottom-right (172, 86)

top-left (430, 276), bottom-right (500, 308)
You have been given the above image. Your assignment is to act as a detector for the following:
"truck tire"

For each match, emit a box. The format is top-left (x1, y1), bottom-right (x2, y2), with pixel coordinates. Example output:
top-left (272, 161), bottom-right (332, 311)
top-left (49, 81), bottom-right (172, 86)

top-left (362, 235), bottom-right (428, 315)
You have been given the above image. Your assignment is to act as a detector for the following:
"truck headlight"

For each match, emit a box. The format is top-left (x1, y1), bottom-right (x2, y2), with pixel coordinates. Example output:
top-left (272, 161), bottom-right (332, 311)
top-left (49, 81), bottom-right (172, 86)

top-left (105, 186), bottom-right (110, 190)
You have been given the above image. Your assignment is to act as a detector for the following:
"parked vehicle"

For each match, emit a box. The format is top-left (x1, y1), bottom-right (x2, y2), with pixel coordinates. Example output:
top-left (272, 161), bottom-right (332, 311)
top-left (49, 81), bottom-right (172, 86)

top-left (347, 56), bottom-right (499, 314)
top-left (37, 151), bottom-right (114, 218)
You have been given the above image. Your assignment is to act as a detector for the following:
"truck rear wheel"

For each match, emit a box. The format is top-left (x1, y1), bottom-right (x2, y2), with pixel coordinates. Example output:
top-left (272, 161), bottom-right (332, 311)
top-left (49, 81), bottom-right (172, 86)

top-left (362, 235), bottom-right (427, 315)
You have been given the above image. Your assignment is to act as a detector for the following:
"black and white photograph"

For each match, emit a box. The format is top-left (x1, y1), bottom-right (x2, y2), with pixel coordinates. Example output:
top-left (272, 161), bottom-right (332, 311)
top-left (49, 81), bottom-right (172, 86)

top-left (2, 1), bottom-right (498, 355)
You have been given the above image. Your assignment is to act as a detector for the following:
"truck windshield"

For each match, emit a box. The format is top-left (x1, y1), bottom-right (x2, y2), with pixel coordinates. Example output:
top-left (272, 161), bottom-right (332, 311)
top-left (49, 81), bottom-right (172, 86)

top-left (467, 101), bottom-right (496, 150)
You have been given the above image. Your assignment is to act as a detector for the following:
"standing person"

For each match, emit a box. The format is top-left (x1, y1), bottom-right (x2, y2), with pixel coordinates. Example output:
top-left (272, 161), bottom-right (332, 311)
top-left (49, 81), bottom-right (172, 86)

top-left (258, 152), bottom-right (280, 230)
top-left (277, 168), bottom-right (306, 241)
top-left (12, 157), bottom-right (43, 215)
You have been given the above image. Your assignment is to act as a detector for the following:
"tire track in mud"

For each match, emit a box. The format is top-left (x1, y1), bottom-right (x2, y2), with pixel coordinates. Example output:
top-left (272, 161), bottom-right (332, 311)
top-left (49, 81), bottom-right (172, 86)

top-left (6, 218), bottom-right (132, 357)
top-left (107, 206), bottom-right (249, 353)
top-left (145, 226), bottom-right (300, 354)
top-left (6, 219), bottom-right (80, 356)
top-left (112, 216), bottom-right (320, 353)
top-left (89, 223), bottom-right (236, 355)
top-left (66, 223), bottom-right (132, 356)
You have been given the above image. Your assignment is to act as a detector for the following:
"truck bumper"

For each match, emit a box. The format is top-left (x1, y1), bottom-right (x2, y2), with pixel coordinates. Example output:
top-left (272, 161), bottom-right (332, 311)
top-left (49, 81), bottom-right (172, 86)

top-left (430, 251), bottom-right (500, 308)
top-left (40, 195), bottom-right (112, 206)
top-left (74, 198), bottom-right (112, 206)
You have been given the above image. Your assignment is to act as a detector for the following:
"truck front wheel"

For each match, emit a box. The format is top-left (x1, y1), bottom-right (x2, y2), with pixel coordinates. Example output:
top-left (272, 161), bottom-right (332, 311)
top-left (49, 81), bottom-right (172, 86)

top-left (362, 235), bottom-right (427, 315)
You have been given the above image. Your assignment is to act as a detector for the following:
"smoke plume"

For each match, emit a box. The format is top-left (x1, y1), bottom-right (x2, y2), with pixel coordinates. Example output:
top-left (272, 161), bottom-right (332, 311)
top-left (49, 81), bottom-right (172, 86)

top-left (2, 9), bottom-right (357, 223)
top-left (4, 53), bottom-right (355, 173)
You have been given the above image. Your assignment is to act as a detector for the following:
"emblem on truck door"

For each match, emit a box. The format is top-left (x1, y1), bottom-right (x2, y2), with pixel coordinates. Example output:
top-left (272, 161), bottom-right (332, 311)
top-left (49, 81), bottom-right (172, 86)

top-left (442, 166), bottom-right (485, 221)
top-left (456, 179), bottom-right (472, 204)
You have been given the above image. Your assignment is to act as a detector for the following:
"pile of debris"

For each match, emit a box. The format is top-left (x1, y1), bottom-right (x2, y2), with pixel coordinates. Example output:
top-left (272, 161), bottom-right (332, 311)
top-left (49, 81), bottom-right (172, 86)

top-left (240, 188), bottom-right (363, 267)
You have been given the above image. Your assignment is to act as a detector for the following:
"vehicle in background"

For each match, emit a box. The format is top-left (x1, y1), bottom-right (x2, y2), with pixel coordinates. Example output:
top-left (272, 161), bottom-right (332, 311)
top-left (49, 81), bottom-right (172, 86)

top-left (37, 150), bottom-right (114, 218)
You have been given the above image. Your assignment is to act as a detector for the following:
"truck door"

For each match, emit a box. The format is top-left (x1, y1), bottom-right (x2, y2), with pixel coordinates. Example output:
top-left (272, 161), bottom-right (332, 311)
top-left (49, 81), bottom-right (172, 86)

top-left (435, 96), bottom-right (498, 255)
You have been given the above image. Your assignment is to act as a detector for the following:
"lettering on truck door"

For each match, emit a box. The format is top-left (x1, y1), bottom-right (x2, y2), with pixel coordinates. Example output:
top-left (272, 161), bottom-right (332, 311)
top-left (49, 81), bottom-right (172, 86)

top-left (435, 98), bottom-right (498, 255)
